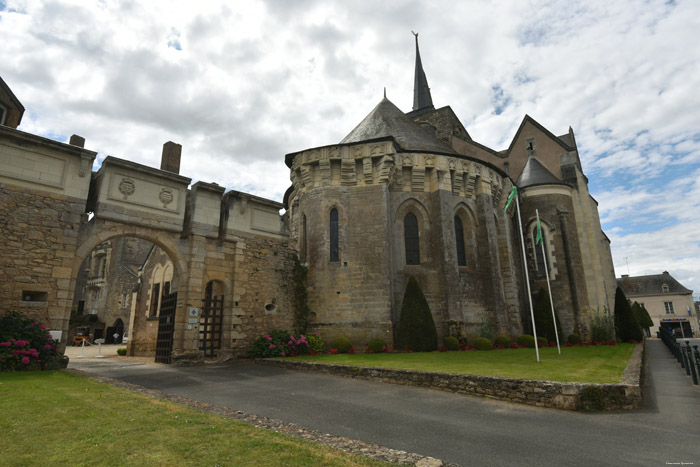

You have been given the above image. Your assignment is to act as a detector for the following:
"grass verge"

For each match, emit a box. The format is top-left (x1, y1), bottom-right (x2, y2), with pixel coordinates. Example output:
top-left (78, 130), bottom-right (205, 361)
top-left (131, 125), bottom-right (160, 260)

top-left (285, 344), bottom-right (636, 384)
top-left (0, 371), bottom-right (387, 467)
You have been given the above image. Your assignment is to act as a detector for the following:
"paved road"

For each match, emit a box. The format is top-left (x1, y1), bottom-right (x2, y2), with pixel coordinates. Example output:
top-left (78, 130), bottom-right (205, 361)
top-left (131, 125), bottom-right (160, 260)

top-left (68, 341), bottom-right (700, 466)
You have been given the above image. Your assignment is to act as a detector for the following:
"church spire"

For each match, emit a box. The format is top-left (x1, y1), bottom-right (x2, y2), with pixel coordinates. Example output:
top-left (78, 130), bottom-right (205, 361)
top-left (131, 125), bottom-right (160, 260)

top-left (412, 31), bottom-right (434, 112)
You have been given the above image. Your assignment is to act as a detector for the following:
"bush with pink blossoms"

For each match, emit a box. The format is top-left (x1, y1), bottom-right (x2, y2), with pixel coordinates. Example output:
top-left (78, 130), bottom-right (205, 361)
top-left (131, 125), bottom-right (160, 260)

top-left (0, 311), bottom-right (60, 371)
top-left (250, 330), bottom-right (311, 358)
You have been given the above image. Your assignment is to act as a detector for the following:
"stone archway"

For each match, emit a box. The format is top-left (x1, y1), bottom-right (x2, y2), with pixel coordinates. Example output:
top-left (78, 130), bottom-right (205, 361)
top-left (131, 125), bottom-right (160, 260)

top-left (69, 219), bottom-right (190, 360)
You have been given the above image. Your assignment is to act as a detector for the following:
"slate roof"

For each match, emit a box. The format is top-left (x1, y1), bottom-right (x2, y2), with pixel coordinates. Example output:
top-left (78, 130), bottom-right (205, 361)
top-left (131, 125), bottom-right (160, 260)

top-left (516, 156), bottom-right (564, 188)
top-left (617, 271), bottom-right (693, 296)
top-left (340, 97), bottom-right (456, 155)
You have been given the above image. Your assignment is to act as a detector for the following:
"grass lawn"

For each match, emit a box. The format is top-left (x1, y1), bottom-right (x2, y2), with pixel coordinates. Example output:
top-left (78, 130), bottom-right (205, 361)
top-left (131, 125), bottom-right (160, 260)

top-left (285, 344), bottom-right (637, 384)
top-left (0, 371), bottom-right (387, 467)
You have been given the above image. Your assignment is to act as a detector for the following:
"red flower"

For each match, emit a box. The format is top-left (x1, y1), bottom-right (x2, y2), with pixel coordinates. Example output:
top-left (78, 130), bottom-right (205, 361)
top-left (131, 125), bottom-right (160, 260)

top-left (348, 347), bottom-right (355, 354)
top-left (439, 345), bottom-right (447, 352)
top-left (566, 342), bottom-right (573, 347)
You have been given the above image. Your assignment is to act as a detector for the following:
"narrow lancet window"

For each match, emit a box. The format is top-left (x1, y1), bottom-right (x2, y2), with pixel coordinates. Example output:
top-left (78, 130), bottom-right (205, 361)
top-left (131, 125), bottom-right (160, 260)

top-left (533, 227), bottom-right (548, 274)
top-left (404, 212), bottom-right (420, 265)
top-left (330, 209), bottom-right (339, 262)
top-left (455, 216), bottom-right (466, 266)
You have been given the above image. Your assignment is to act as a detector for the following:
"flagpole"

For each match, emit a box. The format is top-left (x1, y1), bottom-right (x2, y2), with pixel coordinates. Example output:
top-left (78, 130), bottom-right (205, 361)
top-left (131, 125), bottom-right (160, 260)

top-left (537, 209), bottom-right (561, 355)
top-left (510, 187), bottom-right (540, 363)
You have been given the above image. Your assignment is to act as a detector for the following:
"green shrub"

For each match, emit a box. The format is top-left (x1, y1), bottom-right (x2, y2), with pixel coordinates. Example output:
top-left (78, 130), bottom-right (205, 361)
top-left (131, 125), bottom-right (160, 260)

top-left (590, 306), bottom-right (616, 343)
top-left (517, 334), bottom-right (536, 348)
top-left (494, 335), bottom-right (511, 347)
top-left (88, 314), bottom-right (99, 323)
top-left (396, 276), bottom-right (438, 352)
top-left (0, 310), bottom-right (61, 371)
top-left (474, 337), bottom-right (493, 350)
top-left (367, 338), bottom-right (386, 353)
top-left (117, 348), bottom-right (127, 356)
top-left (330, 336), bottom-right (353, 353)
top-left (614, 287), bottom-right (642, 342)
top-left (568, 333), bottom-right (581, 345)
top-left (533, 288), bottom-right (562, 343)
top-left (537, 336), bottom-right (548, 345)
top-left (307, 333), bottom-right (324, 354)
top-left (443, 336), bottom-right (460, 351)
top-left (631, 301), bottom-right (653, 329)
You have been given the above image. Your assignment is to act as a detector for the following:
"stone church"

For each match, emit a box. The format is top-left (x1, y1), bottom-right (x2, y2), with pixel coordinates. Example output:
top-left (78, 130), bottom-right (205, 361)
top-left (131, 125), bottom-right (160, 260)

top-left (0, 38), bottom-right (616, 360)
top-left (283, 36), bottom-right (616, 347)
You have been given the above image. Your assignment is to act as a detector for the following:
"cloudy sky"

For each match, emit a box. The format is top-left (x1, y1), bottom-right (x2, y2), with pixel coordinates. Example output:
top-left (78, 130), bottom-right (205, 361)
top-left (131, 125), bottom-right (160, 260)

top-left (2, 0), bottom-right (699, 299)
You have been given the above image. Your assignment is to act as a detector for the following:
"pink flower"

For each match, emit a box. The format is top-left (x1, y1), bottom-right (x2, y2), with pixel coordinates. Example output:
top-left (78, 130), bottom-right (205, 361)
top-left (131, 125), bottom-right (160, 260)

top-left (269, 344), bottom-right (276, 349)
top-left (0, 342), bottom-right (11, 347)
top-left (264, 335), bottom-right (272, 341)
top-left (40, 325), bottom-right (46, 330)
top-left (281, 351), bottom-right (286, 357)
top-left (21, 356), bottom-right (30, 364)
top-left (12, 350), bottom-right (21, 357)
top-left (29, 348), bottom-right (39, 357)
top-left (43, 344), bottom-right (53, 350)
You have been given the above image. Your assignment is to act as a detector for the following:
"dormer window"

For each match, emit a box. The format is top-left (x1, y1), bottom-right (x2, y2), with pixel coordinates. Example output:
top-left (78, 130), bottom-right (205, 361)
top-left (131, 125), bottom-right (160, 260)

top-left (662, 283), bottom-right (669, 293)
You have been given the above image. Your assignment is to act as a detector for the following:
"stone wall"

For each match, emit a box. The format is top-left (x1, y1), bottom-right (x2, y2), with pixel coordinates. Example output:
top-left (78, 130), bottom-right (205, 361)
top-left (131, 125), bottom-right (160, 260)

top-left (229, 233), bottom-right (296, 356)
top-left (258, 343), bottom-right (645, 411)
top-left (0, 183), bottom-right (86, 334)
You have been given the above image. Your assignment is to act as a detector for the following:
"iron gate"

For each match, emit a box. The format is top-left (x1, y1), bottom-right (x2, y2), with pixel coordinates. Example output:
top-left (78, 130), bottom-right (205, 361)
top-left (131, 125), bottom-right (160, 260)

top-left (200, 295), bottom-right (223, 358)
top-left (155, 292), bottom-right (178, 364)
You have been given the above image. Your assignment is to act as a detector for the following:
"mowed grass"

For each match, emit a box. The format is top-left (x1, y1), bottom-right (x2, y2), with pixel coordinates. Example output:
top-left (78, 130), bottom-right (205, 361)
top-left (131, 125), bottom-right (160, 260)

top-left (0, 371), bottom-right (387, 467)
top-left (287, 344), bottom-right (637, 384)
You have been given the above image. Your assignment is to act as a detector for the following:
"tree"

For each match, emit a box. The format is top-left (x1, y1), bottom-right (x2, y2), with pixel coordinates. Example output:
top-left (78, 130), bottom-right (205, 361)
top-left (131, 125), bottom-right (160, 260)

top-left (397, 276), bottom-right (438, 352)
top-left (631, 301), bottom-right (653, 337)
top-left (614, 287), bottom-right (643, 342)
top-left (533, 288), bottom-right (562, 343)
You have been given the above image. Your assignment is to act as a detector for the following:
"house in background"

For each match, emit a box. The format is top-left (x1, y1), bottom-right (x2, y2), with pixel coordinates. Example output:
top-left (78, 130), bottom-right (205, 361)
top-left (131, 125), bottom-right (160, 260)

top-left (618, 271), bottom-right (698, 337)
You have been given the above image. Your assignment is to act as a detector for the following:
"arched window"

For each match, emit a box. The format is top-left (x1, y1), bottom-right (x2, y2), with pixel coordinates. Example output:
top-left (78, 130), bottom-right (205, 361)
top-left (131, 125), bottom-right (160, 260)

top-left (300, 214), bottom-right (307, 263)
top-left (454, 216), bottom-right (466, 266)
top-left (330, 208), bottom-right (339, 262)
top-left (533, 227), bottom-right (548, 274)
top-left (404, 212), bottom-right (420, 265)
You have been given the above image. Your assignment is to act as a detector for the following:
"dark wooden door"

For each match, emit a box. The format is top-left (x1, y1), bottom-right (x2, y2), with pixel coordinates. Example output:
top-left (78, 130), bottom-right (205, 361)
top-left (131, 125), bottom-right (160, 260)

top-left (200, 295), bottom-right (223, 358)
top-left (155, 292), bottom-right (178, 364)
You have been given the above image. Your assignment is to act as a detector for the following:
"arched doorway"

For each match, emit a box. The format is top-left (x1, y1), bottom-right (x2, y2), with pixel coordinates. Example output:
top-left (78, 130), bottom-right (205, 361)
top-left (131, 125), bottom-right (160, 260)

top-left (107, 318), bottom-right (124, 344)
top-left (69, 234), bottom-right (181, 360)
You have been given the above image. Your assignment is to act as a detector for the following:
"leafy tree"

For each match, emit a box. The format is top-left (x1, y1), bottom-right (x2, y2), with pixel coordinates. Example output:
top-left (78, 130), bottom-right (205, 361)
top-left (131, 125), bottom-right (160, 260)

top-left (614, 287), bottom-right (643, 342)
top-left (396, 276), bottom-right (438, 352)
top-left (533, 288), bottom-right (562, 343)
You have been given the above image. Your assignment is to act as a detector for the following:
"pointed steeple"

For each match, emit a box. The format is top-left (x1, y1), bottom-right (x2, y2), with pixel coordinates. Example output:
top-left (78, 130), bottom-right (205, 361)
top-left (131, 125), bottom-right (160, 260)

top-left (412, 32), bottom-right (434, 112)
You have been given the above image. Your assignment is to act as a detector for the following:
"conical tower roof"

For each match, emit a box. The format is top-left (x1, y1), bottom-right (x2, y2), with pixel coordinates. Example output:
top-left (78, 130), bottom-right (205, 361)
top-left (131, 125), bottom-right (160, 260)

top-left (340, 97), bottom-right (455, 154)
top-left (516, 156), bottom-right (564, 188)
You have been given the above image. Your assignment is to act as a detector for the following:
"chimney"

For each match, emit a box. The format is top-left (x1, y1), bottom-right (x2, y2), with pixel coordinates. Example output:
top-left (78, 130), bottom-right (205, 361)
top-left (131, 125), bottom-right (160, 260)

top-left (69, 134), bottom-right (85, 148)
top-left (161, 141), bottom-right (182, 174)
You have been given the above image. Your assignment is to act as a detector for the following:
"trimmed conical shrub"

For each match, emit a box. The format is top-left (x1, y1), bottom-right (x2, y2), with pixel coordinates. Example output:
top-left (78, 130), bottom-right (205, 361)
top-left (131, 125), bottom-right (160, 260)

top-left (632, 301), bottom-right (654, 329)
top-left (397, 276), bottom-right (438, 352)
top-left (614, 287), bottom-right (643, 342)
top-left (533, 288), bottom-right (562, 343)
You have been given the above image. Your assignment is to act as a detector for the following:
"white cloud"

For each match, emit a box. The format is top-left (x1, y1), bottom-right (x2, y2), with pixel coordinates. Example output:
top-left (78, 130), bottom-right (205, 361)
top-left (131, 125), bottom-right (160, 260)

top-left (1, 0), bottom-right (699, 294)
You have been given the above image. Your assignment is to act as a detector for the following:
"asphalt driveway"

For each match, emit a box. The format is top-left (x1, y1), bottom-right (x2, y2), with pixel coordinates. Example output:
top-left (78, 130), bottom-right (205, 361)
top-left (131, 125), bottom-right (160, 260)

top-left (68, 341), bottom-right (700, 466)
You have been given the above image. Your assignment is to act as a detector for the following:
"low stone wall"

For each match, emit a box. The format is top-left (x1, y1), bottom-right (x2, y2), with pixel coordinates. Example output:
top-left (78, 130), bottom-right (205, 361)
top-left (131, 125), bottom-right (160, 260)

top-left (256, 343), bottom-right (644, 411)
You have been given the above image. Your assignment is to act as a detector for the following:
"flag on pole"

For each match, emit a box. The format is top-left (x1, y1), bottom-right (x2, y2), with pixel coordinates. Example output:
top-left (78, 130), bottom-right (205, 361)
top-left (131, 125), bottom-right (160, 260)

top-left (535, 216), bottom-right (543, 245)
top-left (504, 186), bottom-right (517, 211)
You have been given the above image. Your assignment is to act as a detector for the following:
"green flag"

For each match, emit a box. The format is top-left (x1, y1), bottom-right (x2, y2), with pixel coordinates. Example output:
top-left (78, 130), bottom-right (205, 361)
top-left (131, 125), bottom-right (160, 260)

top-left (504, 186), bottom-right (517, 211)
top-left (535, 216), bottom-right (543, 245)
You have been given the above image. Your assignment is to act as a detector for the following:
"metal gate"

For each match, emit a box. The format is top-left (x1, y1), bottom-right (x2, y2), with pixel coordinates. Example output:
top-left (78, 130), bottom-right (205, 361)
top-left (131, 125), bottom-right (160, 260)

top-left (155, 292), bottom-right (178, 364)
top-left (200, 295), bottom-right (223, 358)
